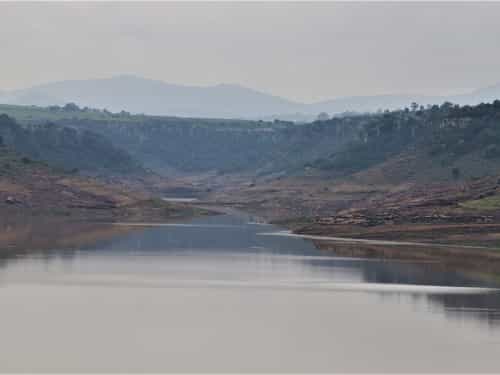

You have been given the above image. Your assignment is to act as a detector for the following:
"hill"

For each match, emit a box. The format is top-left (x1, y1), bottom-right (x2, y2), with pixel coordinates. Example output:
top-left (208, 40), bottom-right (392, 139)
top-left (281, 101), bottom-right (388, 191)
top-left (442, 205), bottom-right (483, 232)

top-left (307, 83), bottom-right (500, 116)
top-left (306, 101), bottom-right (500, 184)
top-left (5, 100), bottom-right (500, 245)
top-left (0, 75), bottom-right (302, 119)
top-left (0, 142), bottom-right (128, 216)
top-left (4, 101), bottom-right (500, 183)
top-left (0, 114), bottom-right (144, 175)
top-left (203, 100), bottom-right (500, 240)
top-left (0, 140), bottom-right (209, 221)
top-left (0, 103), bottom-right (364, 175)
top-left (2, 75), bottom-right (500, 120)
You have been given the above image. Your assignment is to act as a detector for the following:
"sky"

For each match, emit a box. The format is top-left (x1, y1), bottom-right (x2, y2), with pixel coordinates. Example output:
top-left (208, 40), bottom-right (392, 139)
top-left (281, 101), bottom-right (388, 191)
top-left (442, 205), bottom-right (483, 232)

top-left (1, 2), bottom-right (500, 103)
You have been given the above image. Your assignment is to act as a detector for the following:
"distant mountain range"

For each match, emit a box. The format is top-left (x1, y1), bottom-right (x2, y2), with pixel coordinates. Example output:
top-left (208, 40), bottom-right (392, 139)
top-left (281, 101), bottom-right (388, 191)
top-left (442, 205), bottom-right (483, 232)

top-left (1, 75), bottom-right (500, 121)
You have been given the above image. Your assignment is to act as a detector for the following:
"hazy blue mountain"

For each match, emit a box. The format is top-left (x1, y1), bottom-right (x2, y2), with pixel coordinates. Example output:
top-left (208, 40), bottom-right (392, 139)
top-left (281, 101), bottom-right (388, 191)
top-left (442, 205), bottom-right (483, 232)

top-left (449, 83), bottom-right (500, 106)
top-left (309, 84), bottom-right (500, 115)
top-left (308, 94), bottom-right (440, 115)
top-left (1, 75), bottom-right (500, 120)
top-left (0, 75), bottom-right (302, 119)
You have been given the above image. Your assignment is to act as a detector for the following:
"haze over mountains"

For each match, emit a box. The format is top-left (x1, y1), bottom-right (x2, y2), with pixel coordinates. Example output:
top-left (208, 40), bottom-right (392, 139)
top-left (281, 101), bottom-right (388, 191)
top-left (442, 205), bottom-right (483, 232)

top-left (1, 75), bottom-right (500, 121)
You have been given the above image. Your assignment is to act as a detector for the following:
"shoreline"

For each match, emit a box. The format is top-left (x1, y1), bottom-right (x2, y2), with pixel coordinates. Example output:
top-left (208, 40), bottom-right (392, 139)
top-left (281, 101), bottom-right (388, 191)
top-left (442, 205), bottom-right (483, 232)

top-left (5, 192), bottom-right (500, 279)
top-left (0, 199), bottom-right (217, 257)
top-left (284, 221), bottom-right (500, 279)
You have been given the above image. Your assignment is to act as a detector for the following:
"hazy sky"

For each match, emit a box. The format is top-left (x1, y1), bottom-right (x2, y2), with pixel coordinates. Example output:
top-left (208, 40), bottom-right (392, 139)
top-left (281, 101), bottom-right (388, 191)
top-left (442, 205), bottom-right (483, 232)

top-left (1, 2), bottom-right (500, 102)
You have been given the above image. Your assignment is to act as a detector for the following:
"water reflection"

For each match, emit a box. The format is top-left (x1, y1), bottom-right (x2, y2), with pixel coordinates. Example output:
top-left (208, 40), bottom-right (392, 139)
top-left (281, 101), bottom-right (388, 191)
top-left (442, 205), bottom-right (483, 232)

top-left (429, 292), bottom-right (500, 329)
top-left (1, 213), bottom-right (499, 330)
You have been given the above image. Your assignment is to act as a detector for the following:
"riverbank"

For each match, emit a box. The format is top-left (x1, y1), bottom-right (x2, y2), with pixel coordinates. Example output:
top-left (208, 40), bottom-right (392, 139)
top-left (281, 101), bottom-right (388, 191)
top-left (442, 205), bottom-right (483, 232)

top-left (0, 167), bottom-right (214, 256)
top-left (198, 173), bottom-right (500, 278)
top-left (0, 149), bottom-right (214, 223)
top-left (0, 199), bottom-right (214, 257)
top-left (280, 220), bottom-right (500, 279)
top-left (265, 226), bottom-right (500, 278)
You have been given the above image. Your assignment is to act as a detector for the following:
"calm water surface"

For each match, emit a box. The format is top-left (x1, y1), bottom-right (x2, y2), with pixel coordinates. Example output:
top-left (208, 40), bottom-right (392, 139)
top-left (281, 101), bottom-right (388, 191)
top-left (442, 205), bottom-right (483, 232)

top-left (0, 212), bottom-right (499, 372)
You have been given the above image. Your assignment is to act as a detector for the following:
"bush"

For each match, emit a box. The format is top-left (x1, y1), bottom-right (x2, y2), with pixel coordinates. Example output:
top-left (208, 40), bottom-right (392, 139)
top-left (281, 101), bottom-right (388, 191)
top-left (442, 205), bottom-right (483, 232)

top-left (63, 103), bottom-right (80, 111)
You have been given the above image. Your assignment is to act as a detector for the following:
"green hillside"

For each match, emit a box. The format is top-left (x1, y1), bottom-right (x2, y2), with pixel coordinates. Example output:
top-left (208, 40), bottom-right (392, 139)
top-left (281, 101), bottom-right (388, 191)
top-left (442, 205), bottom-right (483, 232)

top-left (306, 101), bottom-right (500, 182)
top-left (0, 114), bottom-right (144, 175)
top-left (2, 101), bottom-right (500, 183)
top-left (0, 103), bottom-right (361, 175)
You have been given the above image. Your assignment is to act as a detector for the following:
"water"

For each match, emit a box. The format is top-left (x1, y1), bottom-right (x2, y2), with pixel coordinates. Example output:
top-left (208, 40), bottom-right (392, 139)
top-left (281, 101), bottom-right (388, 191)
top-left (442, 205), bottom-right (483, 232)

top-left (162, 197), bottom-right (199, 203)
top-left (0, 213), bottom-right (499, 372)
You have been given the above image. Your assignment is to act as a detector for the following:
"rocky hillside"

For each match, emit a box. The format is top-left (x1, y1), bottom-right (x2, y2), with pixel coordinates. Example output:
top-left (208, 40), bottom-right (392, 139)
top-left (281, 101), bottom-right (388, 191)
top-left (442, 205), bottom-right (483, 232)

top-left (0, 143), bottom-right (207, 221)
top-left (0, 144), bottom-right (122, 214)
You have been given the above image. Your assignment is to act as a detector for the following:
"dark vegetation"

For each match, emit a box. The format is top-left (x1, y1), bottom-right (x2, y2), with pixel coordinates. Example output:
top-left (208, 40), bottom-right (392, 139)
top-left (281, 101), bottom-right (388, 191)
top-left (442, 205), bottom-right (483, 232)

top-left (2, 100), bottom-right (500, 183)
top-left (63, 116), bottom-right (366, 174)
top-left (0, 104), bottom-right (361, 174)
top-left (306, 101), bottom-right (500, 181)
top-left (0, 114), bottom-right (143, 175)
top-left (0, 136), bottom-right (48, 177)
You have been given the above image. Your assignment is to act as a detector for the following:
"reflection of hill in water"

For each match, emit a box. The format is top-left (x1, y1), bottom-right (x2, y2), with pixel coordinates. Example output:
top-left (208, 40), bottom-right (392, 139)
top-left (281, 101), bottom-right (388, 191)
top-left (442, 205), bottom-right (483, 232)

top-left (1, 214), bottom-right (499, 328)
top-left (0, 216), bottom-right (140, 260)
top-left (307, 243), bottom-right (500, 328)
top-left (427, 292), bottom-right (500, 329)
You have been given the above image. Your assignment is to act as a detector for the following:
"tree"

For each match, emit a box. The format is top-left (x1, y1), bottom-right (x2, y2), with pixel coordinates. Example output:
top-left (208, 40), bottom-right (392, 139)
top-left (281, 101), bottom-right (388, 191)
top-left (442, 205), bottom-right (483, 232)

top-left (440, 102), bottom-right (454, 112)
top-left (316, 112), bottom-right (330, 122)
top-left (63, 102), bottom-right (80, 111)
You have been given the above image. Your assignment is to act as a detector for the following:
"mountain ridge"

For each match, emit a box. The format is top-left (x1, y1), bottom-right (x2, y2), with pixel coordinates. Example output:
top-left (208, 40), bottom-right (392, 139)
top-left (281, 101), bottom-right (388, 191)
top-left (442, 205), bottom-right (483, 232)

top-left (2, 75), bottom-right (500, 120)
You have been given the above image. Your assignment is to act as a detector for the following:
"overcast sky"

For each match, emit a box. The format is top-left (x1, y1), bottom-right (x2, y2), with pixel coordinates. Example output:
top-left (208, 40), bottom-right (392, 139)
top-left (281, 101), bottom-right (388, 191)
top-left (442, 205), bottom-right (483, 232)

top-left (1, 2), bottom-right (500, 103)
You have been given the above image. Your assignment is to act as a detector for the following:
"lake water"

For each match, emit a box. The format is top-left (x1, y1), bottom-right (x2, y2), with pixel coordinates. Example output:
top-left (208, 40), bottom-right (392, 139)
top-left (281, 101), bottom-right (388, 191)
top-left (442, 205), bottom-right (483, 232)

top-left (0, 212), bottom-right (499, 372)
